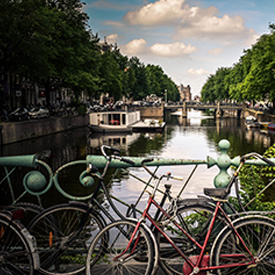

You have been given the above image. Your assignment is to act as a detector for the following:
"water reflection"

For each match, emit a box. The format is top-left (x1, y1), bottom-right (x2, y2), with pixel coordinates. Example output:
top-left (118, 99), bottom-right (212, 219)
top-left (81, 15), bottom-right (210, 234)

top-left (1, 110), bottom-right (275, 210)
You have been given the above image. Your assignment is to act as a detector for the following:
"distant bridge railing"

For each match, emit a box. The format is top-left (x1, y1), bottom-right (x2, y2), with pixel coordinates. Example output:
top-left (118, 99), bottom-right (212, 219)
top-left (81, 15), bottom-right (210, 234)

top-left (164, 102), bottom-right (243, 110)
top-left (164, 102), bottom-right (244, 117)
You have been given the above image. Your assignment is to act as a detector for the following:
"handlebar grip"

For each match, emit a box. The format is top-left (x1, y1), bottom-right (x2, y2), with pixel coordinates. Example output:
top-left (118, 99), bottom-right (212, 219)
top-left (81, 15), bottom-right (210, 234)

top-left (172, 176), bottom-right (184, 181)
top-left (120, 157), bottom-right (135, 166)
top-left (262, 157), bottom-right (275, 166)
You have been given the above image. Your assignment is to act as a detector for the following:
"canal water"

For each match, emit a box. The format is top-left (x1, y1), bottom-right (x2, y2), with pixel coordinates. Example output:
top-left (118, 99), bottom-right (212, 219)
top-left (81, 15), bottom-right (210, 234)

top-left (1, 110), bottom-right (275, 217)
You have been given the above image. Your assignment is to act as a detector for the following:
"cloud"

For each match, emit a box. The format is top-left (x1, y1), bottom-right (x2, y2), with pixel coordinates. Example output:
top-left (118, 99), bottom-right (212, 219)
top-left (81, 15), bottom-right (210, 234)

top-left (123, 0), bottom-right (186, 26)
top-left (104, 20), bottom-right (125, 29)
top-left (187, 68), bottom-right (210, 75)
top-left (121, 39), bottom-right (196, 57)
top-left (150, 42), bottom-right (197, 57)
top-left (208, 48), bottom-right (223, 55)
top-left (123, 0), bottom-right (256, 41)
top-left (104, 33), bottom-right (119, 44)
top-left (121, 38), bottom-right (148, 55)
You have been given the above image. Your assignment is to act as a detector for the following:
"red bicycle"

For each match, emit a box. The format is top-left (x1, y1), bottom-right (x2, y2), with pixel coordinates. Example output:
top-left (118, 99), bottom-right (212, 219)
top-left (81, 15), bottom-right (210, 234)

top-left (85, 160), bottom-right (275, 275)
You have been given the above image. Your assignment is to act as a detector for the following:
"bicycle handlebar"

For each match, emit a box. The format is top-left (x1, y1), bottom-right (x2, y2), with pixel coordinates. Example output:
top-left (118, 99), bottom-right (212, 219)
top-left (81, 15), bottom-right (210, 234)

top-left (101, 145), bottom-right (135, 166)
top-left (240, 152), bottom-right (275, 167)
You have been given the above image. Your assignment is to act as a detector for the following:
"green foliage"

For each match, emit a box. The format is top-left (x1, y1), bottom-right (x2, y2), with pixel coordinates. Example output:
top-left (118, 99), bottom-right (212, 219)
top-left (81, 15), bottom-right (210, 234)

top-left (201, 23), bottom-right (275, 104)
top-left (236, 144), bottom-right (275, 213)
top-left (0, 0), bottom-right (179, 105)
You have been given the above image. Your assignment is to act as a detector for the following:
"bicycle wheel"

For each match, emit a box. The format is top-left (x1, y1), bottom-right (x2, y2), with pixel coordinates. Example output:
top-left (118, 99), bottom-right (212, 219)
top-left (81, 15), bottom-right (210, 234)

top-left (28, 203), bottom-right (104, 275)
top-left (86, 220), bottom-right (155, 275)
top-left (0, 214), bottom-right (34, 275)
top-left (212, 216), bottom-right (275, 275)
top-left (157, 199), bottom-right (226, 275)
top-left (13, 202), bottom-right (44, 227)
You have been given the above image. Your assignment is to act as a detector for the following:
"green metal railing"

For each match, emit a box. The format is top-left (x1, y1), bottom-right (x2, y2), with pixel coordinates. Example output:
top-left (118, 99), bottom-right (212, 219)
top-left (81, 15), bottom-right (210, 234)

top-left (1, 139), bottom-right (275, 203)
top-left (0, 154), bottom-right (53, 204)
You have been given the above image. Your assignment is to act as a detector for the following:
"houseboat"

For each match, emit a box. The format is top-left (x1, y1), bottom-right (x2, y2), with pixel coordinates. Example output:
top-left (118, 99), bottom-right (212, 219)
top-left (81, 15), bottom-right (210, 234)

top-left (88, 110), bottom-right (140, 133)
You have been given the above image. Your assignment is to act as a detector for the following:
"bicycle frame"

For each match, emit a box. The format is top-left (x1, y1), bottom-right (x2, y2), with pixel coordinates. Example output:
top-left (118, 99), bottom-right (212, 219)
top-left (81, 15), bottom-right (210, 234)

top-left (114, 191), bottom-right (257, 274)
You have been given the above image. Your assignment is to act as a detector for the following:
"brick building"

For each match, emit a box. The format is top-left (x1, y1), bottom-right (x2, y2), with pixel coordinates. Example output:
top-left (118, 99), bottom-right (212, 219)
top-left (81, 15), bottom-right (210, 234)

top-left (178, 84), bottom-right (191, 102)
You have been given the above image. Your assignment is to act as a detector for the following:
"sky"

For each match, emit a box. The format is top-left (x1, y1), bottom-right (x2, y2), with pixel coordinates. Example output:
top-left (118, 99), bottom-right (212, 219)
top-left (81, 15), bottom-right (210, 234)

top-left (84, 0), bottom-right (275, 97)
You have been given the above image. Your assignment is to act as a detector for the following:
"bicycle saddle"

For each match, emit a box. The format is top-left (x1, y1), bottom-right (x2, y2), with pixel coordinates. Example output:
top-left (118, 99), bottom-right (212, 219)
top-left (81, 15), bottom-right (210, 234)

top-left (203, 188), bottom-right (229, 199)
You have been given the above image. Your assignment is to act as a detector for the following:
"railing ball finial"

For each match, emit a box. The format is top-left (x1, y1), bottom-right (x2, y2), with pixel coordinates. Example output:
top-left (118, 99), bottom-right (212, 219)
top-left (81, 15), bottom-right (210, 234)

top-left (23, 171), bottom-right (47, 195)
top-left (214, 139), bottom-right (232, 188)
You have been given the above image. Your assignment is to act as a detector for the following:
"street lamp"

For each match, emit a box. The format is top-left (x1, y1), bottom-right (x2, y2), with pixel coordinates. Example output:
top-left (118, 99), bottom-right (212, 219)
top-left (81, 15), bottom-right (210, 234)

top-left (164, 89), bottom-right (167, 104)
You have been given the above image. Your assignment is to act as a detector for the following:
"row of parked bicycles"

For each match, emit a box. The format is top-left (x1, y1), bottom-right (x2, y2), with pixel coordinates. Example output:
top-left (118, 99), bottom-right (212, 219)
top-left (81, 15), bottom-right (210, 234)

top-left (1, 140), bottom-right (275, 275)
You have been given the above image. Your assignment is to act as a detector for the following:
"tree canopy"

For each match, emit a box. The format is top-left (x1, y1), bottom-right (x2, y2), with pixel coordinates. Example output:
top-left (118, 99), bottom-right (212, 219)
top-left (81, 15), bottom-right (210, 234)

top-left (201, 23), bottom-right (275, 106)
top-left (0, 0), bottom-right (180, 107)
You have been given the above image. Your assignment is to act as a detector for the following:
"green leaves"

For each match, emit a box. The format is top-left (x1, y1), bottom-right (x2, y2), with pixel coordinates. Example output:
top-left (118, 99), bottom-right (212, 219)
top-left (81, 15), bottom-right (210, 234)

top-left (237, 144), bottom-right (275, 213)
top-left (0, 0), bottom-right (179, 104)
top-left (201, 23), bottom-right (275, 104)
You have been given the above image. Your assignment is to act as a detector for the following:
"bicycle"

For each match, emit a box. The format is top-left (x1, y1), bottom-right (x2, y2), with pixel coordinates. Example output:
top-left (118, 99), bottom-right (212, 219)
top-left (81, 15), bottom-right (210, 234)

top-left (27, 146), bottom-right (160, 275)
top-left (148, 151), bottom-right (275, 275)
top-left (0, 207), bottom-right (40, 275)
top-left (27, 145), bottom-right (204, 275)
top-left (85, 153), bottom-right (275, 275)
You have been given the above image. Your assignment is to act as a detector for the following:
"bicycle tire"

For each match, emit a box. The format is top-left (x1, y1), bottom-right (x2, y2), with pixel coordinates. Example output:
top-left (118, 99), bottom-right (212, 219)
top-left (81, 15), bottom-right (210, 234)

top-left (27, 203), bottom-right (104, 275)
top-left (157, 199), bottom-right (226, 275)
top-left (211, 215), bottom-right (275, 275)
top-left (0, 213), bottom-right (34, 275)
top-left (86, 220), bottom-right (155, 275)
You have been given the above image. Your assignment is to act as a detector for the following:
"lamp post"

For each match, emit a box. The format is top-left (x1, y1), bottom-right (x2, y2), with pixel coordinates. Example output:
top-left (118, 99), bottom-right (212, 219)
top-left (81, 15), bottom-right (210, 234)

top-left (164, 89), bottom-right (167, 105)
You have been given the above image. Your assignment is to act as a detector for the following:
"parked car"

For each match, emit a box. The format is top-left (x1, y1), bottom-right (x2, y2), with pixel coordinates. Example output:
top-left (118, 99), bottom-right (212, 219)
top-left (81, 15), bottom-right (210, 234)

top-left (9, 107), bottom-right (30, 121)
top-left (29, 107), bottom-right (50, 119)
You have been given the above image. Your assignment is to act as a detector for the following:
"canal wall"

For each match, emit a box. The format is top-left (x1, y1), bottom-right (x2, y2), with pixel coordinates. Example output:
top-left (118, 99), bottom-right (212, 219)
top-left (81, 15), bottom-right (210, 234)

top-left (0, 115), bottom-right (88, 145)
top-left (0, 107), bottom-right (164, 146)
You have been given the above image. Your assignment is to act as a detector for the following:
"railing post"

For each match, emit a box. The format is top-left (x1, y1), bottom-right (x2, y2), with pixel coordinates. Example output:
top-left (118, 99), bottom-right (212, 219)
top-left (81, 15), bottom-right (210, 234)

top-left (213, 139), bottom-right (231, 187)
top-left (209, 139), bottom-right (240, 188)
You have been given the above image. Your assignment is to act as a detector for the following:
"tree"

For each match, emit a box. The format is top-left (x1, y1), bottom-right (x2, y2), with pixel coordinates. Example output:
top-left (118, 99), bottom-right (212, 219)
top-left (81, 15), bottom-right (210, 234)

top-left (201, 23), bottom-right (275, 105)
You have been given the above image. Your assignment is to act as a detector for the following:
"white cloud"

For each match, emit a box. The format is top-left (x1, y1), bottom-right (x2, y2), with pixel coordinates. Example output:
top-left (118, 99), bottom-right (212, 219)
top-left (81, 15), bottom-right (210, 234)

top-left (120, 38), bottom-right (148, 55)
top-left (123, 0), bottom-right (186, 26)
top-left (121, 39), bottom-right (196, 57)
top-left (123, 0), bottom-right (257, 42)
top-left (187, 68), bottom-right (210, 75)
top-left (105, 33), bottom-right (119, 44)
top-left (150, 42), bottom-right (197, 57)
top-left (208, 48), bottom-right (223, 55)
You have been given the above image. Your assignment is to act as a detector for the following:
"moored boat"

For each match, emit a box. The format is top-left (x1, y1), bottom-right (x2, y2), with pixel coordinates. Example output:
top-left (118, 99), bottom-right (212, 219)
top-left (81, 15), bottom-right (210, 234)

top-left (88, 110), bottom-right (140, 133)
top-left (245, 115), bottom-right (257, 123)
top-left (246, 121), bottom-right (261, 129)
top-left (259, 121), bottom-right (272, 129)
top-left (245, 115), bottom-right (260, 129)
top-left (132, 119), bottom-right (166, 132)
top-left (268, 123), bottom-right (275, 131)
